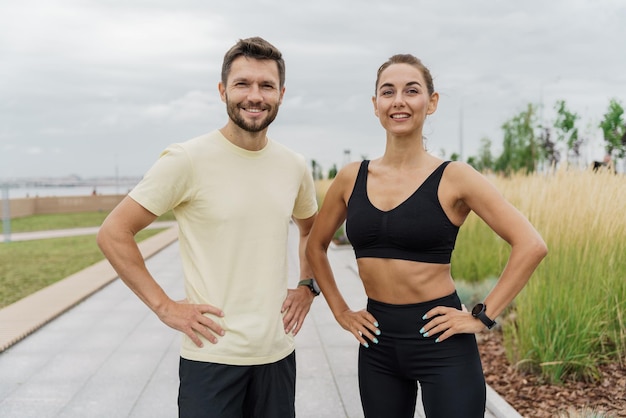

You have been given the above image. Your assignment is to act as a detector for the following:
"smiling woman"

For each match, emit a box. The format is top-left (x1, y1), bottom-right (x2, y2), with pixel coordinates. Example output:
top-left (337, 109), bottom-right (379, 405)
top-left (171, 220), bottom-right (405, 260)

top-left (305, 53), bottom-right (547, 418)
top-left (372, 56), bottom-right (438, 140)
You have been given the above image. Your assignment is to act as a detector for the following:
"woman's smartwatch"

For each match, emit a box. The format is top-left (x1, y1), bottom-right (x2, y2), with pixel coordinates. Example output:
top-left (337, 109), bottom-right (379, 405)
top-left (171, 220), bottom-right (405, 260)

top-left (298, 278), bottom-right (321, 296)
top-left (471, 303), bottom-right (497, 329)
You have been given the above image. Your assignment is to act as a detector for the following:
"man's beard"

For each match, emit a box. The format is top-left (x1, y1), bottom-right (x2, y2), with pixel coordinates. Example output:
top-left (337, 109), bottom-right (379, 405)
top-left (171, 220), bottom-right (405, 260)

top-left (225, 98), bottom-right (279, 133)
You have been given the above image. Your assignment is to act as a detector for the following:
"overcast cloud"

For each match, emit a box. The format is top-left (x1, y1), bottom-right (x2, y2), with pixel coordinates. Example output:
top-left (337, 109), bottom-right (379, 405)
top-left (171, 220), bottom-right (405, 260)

top-left (1, 0), bottom-right (625, 179)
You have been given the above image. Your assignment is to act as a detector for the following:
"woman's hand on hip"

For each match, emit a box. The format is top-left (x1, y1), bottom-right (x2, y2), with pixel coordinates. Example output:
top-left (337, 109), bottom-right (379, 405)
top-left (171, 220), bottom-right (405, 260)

top-left (336, 309), bottom-right (381, 348)
top-left (420, 304), bottom-right (485, 343)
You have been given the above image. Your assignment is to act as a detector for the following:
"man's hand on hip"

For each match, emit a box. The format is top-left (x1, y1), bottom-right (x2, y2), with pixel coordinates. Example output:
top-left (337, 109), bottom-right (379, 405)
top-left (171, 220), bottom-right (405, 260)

top-left (157, 299), bottom-right (225, 347)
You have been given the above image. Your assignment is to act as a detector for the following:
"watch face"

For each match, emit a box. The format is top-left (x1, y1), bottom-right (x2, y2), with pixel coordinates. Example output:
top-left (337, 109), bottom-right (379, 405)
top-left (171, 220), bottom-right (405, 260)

top-left (472, 303), bottom-right (484, 316)
top-left (311, 279), bottom-right (321, 294)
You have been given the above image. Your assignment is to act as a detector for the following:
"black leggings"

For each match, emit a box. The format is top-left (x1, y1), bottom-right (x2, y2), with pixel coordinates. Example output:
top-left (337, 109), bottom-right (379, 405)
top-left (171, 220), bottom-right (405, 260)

top-left (358, 292), bottom-right (485, 418)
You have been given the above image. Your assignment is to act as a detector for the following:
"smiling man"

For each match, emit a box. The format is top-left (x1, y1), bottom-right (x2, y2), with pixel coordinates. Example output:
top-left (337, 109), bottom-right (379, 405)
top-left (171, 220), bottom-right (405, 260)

top-left (97, 37), bottom-right (319, 418)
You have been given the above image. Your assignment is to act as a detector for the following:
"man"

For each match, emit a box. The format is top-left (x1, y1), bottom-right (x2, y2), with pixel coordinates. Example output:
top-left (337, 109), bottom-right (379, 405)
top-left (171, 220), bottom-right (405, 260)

top-left (97, 37), bottom-right (319, 417)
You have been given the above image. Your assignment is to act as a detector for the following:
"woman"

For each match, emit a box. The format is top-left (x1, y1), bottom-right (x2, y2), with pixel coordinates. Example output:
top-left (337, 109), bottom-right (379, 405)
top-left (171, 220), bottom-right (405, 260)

top-left (305, 54), bottom-right (547, 418)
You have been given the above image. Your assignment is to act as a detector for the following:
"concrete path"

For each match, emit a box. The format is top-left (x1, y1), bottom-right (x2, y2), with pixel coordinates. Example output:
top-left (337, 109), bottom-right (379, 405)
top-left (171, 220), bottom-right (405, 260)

top-left (0, 223), bottom-right (521, 417)
top-left (3, 221), bottom-right (177, 242)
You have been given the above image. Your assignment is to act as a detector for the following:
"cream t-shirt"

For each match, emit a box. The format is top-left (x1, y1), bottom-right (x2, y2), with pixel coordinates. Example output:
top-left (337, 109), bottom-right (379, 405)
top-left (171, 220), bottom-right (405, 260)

top-left (129, 130), bottom-right (318, 365)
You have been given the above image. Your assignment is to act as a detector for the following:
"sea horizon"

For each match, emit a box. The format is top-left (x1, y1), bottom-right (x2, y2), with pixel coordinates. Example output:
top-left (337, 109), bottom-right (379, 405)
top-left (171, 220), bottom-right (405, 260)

top-left (1, 182), bottom-right (139, 199)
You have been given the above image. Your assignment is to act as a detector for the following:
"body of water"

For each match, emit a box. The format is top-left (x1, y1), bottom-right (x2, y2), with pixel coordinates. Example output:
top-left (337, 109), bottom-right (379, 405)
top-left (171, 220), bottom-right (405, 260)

top-left (2, 184), bottom-right (136, 199)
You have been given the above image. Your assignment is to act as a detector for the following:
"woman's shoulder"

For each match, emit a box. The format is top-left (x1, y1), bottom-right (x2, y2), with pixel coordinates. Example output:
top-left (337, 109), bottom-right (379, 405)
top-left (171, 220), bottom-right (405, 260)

top-left (327, 161), bottom-right (363, 190)
top-left (443, 160), bottom-right (479, 177)
top-left (442, 161), bottom-right (495, 196)
top-left (338, 161), bottom-right (364, 177)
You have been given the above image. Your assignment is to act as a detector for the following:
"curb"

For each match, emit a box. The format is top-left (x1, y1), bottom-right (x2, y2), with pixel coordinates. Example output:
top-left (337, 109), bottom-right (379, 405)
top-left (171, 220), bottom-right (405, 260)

top-left (487, 385), bottom-right (524, 418)
top-left (0, 226), bottom-right (178, 352)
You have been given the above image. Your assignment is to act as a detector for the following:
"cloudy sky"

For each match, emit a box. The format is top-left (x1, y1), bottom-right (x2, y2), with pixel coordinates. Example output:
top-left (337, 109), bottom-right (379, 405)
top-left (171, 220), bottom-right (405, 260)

top-left (2, 0), bottom-right (625, 179)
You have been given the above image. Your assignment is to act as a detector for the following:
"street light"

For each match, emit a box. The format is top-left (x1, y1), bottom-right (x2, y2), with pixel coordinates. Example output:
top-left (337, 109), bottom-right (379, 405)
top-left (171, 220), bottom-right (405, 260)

top-left (459, 99), bottom-right (464, 162)
top-left (458, 96), bottom-right (477, 162)
top-left (2, 183), bottom-right (11, 243)
top-left (342, 149), bottom-right (351, 167)
top-left (539, 76), bottom-right (561, 127)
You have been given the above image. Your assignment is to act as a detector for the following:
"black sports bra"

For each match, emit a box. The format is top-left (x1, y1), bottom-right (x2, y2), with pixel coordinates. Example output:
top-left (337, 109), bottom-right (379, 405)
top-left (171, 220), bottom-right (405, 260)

top-left (345, 160), bottom-right (459, 264)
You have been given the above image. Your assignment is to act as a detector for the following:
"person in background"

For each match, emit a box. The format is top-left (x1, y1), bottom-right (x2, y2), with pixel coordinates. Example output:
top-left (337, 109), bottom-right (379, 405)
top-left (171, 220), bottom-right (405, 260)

top-left (593, 154), bottom-right (616, 173)
top-left (97, 37), bottom-right (319, 418)
top-left (305, 54), bottom-right (547, 417)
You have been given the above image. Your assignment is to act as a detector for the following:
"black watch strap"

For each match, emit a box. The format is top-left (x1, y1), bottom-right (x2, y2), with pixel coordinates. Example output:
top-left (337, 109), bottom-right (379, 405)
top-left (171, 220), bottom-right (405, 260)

top-left (471, 303), bottom-right (497, 329)
top-left (298, 278), bottom-right (320, 296)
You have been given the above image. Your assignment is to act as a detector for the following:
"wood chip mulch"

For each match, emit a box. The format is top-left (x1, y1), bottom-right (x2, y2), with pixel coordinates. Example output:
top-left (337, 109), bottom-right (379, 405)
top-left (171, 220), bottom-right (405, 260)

top-left (477, 331), bottom-right (626, 417)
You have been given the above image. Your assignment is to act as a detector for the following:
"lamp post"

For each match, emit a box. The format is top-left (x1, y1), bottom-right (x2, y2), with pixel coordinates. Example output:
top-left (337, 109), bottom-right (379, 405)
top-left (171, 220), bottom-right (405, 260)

top-left (115, 153), bottom-right (120, 195)
top-left (2, 183), bottom-right (11, 243)
top-left (342, 149), bottom-right (351, 167)
top-left (459, 99), bottom-right (464, 162)
top-left (458, 94), bottom-right (481, 163)
top-left (458, 95), bottom-right (476, 162)
top-left (539, 76), bottom-right (561, 126)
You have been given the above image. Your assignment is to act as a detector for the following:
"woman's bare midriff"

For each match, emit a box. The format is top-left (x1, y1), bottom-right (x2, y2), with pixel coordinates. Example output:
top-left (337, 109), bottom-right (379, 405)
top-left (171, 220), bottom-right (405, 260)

top-left (357, 257), bottom-right (456, 304)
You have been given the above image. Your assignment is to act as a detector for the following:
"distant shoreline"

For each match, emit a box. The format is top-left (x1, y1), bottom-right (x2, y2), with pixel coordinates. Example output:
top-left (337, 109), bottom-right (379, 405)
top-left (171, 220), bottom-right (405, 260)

top-left (2, 184), bottom-right (137, 199)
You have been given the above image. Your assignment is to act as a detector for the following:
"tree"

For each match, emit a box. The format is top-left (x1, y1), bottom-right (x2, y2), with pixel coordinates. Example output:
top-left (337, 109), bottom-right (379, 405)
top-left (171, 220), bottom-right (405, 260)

top-left (495, 103), bottom-right (540, 174)
top-left (599, 98), bottom-right (626, 160)
top-left (553, 100), bottom-right (582, 164)
top-left (310, 159), bottom-right (323, 180)
top-left (327, 164), bottom-right (338, 179)
top-left (467, 137), bottom-right (495, 172)
top-left (538, 127), bottom-right (559, 168)
top-left (476, 137), bottom-right (495, 172)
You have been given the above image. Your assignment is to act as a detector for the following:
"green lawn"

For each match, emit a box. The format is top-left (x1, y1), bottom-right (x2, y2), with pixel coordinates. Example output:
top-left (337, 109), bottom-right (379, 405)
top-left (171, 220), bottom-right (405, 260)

top-left (6, 210), bottom-right (175, 233)
top-left (0, 211), bottom-right (175, 308)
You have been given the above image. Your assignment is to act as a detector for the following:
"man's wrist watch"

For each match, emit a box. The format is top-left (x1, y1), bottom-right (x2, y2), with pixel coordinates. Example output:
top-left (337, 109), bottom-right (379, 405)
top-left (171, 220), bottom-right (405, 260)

top-left (471, 303), bottom-right (497, 329)
top-left (298, 278), bottom-right (320, 296)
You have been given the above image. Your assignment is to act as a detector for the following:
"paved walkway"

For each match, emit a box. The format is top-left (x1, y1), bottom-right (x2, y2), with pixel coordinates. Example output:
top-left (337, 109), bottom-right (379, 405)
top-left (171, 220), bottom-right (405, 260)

top-left (3, 221), bottom-right (177, 242)
top-left (0, 224), bottom-right (521, 417)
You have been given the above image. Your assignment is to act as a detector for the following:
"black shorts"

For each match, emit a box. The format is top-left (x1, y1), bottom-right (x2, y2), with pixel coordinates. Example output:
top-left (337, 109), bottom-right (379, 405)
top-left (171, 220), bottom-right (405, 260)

top-left (178, 351), bottom-right (296, 418)
top-left (359, 292), bottom-right (486, 418)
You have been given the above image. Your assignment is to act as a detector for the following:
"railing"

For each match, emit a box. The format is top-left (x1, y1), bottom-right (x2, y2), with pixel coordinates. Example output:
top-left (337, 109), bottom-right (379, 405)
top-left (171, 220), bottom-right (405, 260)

top-left (0, 194), bottom-right (126, 219)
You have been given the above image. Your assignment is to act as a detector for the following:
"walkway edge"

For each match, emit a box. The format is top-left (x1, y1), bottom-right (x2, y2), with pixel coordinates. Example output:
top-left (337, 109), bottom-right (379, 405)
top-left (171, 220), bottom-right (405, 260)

top-left (0, 226), bottom-right (179, 352)
top-left (486, 385), bottom-right (523, 418)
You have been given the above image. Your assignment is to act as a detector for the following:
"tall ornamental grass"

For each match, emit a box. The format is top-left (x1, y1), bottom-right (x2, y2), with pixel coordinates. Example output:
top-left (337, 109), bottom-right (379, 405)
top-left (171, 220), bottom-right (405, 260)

top-left (453, 167), bottom-right (626, 383)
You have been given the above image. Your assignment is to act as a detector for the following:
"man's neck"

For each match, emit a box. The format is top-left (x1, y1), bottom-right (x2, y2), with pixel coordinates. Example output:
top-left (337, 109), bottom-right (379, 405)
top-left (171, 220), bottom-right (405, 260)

top-left (219, 124), bottom-right (268, 151)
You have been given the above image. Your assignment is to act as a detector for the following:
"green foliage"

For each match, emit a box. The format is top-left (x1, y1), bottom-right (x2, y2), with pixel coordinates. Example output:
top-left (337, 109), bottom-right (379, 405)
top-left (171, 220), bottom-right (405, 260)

top-left (467, 137), bottom-right (495, 172)
top-left (510, 240), bottom-right (626, 383)
top-left (466, 97), bottom-right (623, 173)
top-left (455, 277), bottom-right (498, 308)
top-left (500, 169), bottom-right (626, 384)
top-left (553, 100), bottom-right (580, 153)
top-left (540, 100), bottom-right (583, 166)
top-left (327, 164), bottom-right (338, 179)
top-left (311, 159), bottom-right (324, 180)
top-left (495, 103), bottom-right (540, 174)
top-left (453, 169), bottom-right (626, 384)
top-left (599, 98), bottom-right (626, 159)
top-left (451, 212), bottom-right (508, 282)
